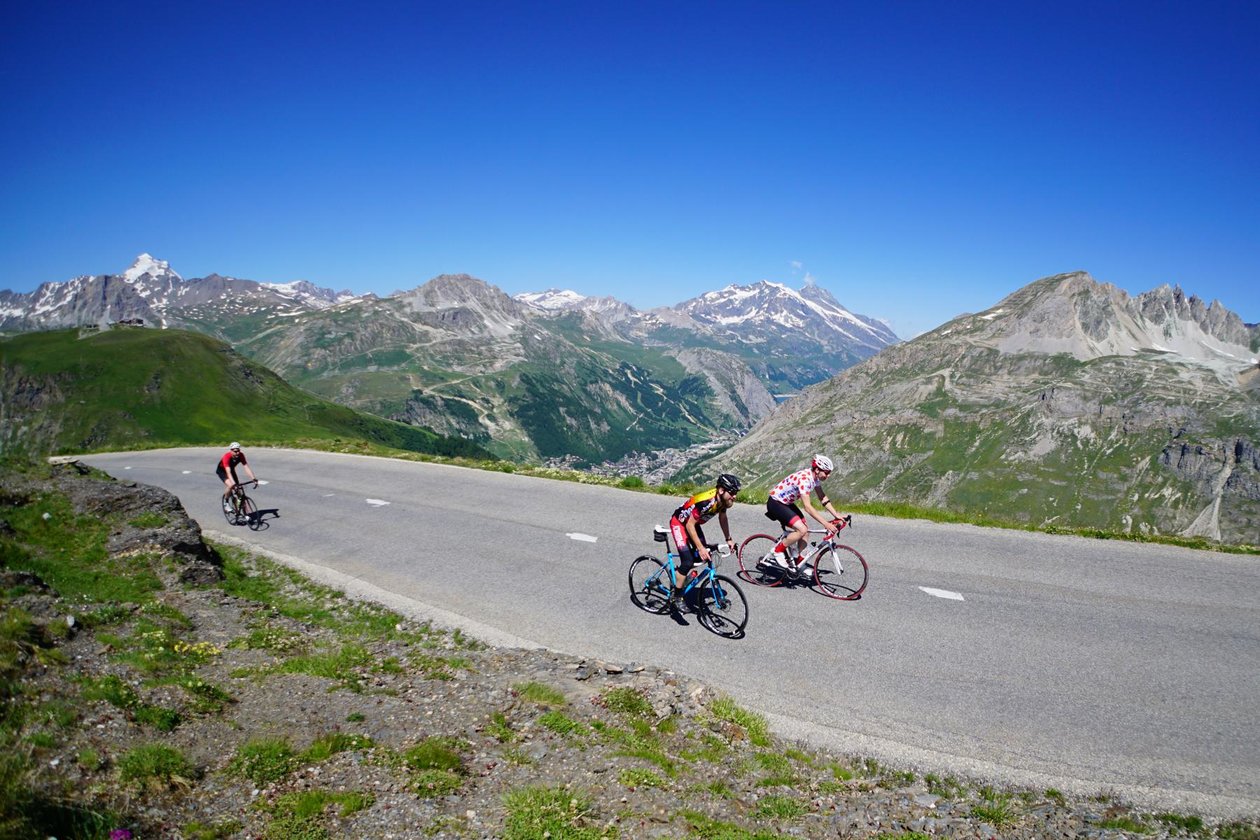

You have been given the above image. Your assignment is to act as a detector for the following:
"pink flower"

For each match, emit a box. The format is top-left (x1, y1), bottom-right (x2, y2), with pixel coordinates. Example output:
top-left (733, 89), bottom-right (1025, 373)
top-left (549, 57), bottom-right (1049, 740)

top-left (109, 830), bottom-right (133, 840)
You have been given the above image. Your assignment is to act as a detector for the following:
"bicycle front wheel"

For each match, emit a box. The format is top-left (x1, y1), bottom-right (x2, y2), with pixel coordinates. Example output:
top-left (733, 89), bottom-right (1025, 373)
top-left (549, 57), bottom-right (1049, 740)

top-left (628, 556), bottom-right (672, 615)
top-left (695, 574), bottom-right (749, 639)
top-left (240, 496), bottom-right (259, 529)
top-left (814, 543), bottom-right (869, 600)
top-left (737, 534), bottom-right (786, 587)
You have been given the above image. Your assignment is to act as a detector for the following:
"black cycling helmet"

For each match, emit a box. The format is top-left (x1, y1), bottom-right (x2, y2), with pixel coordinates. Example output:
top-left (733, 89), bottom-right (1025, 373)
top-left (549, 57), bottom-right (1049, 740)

top-left (716, 473), bottom-right (741, 494)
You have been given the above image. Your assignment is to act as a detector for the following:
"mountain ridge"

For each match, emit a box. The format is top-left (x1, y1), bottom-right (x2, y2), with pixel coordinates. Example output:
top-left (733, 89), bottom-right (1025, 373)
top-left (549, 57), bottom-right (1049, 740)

top-left (690, 271), bottom-right (1260, 544)
top-left (2, 255), bottom-right (896, 461)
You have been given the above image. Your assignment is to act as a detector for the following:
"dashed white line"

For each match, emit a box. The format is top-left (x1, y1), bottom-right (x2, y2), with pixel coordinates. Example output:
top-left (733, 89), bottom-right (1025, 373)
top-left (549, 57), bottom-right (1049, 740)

top-left (566, 533), bottom-right (598, 543)
top-left (920, 586), bottom-right (965, 601)
top-left (365, 499), bottom-right (390, 507)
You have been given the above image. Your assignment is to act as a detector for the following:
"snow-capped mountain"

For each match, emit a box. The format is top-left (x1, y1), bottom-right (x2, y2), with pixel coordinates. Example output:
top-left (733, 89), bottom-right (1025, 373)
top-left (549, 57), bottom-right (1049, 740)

top-left (0, 254), bottom-right (361, 333)
top-left (675, 279), bottom-right (898, 353)
top-left (514, 288), bottom-right (638, 323)
top-left (0, 270), bottom-right (156, 330)
top-left (123, 253), bottom-right (181, 284)
top-left (509, 278), bottom-right (901, 395)
top-left (514, 289), bottom-right (588, 311)
top-left (260, 280), bottom-right (360, 310)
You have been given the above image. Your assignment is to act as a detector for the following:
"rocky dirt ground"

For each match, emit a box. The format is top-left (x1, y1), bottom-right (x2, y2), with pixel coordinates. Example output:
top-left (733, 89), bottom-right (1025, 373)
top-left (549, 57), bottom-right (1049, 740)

top-left (2, 464), bottom-right (1257, 839)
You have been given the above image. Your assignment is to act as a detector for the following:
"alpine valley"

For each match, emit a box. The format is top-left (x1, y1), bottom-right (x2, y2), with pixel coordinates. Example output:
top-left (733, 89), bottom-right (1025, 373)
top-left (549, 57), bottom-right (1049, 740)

top-left (0, 255), bottom-right (897, 463)
top-left (688, 272), bottom-right (1260, 545)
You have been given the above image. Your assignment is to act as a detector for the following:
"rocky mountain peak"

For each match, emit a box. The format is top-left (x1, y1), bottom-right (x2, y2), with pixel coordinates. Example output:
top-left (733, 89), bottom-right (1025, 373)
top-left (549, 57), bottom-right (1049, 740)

top-left (123, 253), bottom-right (181, 283)
top-left (398, 274), bottom-right (528, 338)
top-left (952, 272), bottom-right (1257, 378)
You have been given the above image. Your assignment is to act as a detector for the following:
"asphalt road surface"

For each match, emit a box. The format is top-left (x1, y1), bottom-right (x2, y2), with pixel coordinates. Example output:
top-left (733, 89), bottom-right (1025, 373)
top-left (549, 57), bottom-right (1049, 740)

top-left (81, 448), bottom-right (1260, 818)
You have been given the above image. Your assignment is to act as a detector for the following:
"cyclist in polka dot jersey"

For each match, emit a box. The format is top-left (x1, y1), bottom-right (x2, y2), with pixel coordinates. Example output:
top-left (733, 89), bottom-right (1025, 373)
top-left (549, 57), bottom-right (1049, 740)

top-left (762, 455), bottom-right (846, 577)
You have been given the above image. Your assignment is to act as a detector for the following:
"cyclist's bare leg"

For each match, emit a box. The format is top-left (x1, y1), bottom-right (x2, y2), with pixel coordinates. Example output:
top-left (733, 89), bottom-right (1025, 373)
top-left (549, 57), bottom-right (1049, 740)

top-left (780, 519), bottom-right (809, 555)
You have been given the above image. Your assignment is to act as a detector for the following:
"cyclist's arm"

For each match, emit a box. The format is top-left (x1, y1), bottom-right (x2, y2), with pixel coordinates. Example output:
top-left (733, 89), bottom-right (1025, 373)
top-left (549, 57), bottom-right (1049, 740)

top-left (812, 488), bottom-right (843, 530)
top-left (243, 463), bottom-right (257, 483)
top-left (718, 510), bottom-right (735, 550)
top-left (801, 492), bottom-right (835, 531)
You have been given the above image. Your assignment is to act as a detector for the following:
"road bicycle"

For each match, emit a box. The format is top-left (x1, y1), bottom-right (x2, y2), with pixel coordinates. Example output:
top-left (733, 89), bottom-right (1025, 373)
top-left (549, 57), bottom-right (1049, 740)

top-left (737, 515), bottom-right (868, 600)
top-left (221, 480), bottom-right (260, 529)
top-left (628, 526), bottom-right (750, 639)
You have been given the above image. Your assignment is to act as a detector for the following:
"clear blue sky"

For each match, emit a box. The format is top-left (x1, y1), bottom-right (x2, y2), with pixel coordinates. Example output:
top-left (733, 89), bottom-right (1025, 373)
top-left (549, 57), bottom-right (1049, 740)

top-left (2, 1), bottom-right (1256, 338)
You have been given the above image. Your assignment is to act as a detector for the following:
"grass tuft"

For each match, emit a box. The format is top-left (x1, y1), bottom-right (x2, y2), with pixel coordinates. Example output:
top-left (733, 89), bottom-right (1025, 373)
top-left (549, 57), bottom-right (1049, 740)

top-left (709, 696), bottom-right (770, 747)
top-left (502, 786), bottom-right (606, 840)
top-left (118, 743), bottom-right (194, 786)
top-left (230, 737), bottom-right (297, 786)
top-left (515, 680), bottom-right (566, 707)
top-left (597, 686), bottom-right (654, 719)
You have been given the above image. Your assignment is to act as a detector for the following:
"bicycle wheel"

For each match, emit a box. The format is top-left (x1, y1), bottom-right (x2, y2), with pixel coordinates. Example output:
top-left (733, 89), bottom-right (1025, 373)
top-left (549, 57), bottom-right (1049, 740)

top-left (628, 556), bottom-right (672, 614)
top-left (240, 495), bottom-right (259, 529)
top-left (737, 534), bottom-right (786, 587)
top-left (695, 574), bottom-right (749, 639)
top-left (221, 496), bottom-right (237, 525)
top-left (814, 543), bottom-right (869, 600)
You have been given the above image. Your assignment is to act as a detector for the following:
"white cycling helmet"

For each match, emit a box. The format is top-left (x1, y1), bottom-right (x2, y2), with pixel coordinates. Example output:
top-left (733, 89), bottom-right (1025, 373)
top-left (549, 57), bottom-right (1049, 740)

top-left (229, 441), bottom-right (241, 451)
top-left (812, 454), bottom-right (833, 472)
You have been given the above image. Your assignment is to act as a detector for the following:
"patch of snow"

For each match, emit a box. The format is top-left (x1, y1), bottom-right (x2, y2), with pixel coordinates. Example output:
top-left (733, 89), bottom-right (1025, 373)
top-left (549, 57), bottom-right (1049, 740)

top-left (1200, 342), bottom-right (1240, 359)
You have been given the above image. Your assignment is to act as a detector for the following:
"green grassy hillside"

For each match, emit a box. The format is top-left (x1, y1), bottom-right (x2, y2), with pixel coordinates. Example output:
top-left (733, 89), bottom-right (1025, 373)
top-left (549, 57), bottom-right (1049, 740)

top-left (0, 327), bottom-right (493, 460)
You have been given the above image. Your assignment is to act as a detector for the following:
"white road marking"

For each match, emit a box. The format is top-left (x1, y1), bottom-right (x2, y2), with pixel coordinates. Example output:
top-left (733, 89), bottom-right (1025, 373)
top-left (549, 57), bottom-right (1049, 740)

top-left (258, 480), bottom-right (269, 485)
top-left (566, 532), bottom-right (598, 543)
top-left (365, 499), bottom-right (390, 507)
top-left (182, 470), bottom-right (191, 474)
top-left (920, 586), bottom-right (965, 601)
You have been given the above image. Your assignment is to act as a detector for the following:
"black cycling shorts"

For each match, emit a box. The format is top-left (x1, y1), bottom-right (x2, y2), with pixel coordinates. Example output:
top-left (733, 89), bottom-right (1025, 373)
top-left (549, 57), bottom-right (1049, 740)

top-left (766, 497), bottom-right (804, 530)
top-left (673, 522), bottom-right (707, 577)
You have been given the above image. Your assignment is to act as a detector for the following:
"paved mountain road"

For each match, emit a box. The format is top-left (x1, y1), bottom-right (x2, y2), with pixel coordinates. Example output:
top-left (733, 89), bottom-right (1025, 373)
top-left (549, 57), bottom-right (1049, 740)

top-left (82, 448), bottom-right (1260, 817)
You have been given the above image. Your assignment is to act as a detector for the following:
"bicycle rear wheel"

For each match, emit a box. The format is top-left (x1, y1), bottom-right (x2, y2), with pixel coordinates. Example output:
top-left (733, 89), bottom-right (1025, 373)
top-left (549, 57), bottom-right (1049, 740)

top-left (240, 496), bottom-right (259, 529)
top-left (814, 543), bottom-right (869, 600)
top-left (737, 534), bottom-right (786, 587)
top-left (628, 556), bottom-right (672, 614)
top-left (695, 574), bottom-right (748, 638)
top-left (221, 496), bottom-right (237, 525)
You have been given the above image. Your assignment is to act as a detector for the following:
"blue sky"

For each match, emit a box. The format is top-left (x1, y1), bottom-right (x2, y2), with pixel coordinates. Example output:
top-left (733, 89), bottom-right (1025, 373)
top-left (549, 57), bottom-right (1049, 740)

top-left (2, 1), bottom-right (1256, 338)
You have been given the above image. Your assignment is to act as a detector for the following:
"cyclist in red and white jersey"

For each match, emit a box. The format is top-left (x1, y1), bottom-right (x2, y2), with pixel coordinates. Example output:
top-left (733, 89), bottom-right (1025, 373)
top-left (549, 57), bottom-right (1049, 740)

top-left (762, 455), bottom-right (845, 576)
